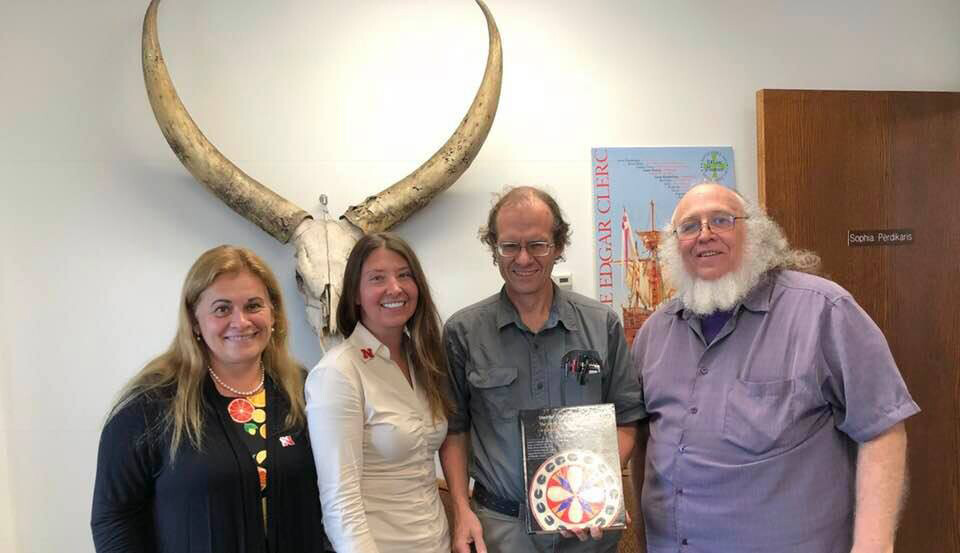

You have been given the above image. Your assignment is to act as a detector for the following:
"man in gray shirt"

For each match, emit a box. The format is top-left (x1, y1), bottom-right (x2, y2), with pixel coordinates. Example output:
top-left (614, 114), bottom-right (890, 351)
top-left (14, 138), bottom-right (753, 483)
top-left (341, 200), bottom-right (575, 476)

top-left (440, 186), bottom-right (645, 553)
top-left (631, 183), bottom-right (918, 553)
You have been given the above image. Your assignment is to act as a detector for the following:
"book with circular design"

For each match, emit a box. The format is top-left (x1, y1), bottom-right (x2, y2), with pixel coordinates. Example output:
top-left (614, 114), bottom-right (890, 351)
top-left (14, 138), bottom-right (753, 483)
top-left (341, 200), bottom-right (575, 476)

top-left (521, 404), bottom-right (626, 534)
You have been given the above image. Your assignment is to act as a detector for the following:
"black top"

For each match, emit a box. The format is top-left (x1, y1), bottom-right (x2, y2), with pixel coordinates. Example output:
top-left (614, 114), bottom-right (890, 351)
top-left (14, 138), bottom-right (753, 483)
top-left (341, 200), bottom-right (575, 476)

top-left (91, 375), bottom-right (329, 553)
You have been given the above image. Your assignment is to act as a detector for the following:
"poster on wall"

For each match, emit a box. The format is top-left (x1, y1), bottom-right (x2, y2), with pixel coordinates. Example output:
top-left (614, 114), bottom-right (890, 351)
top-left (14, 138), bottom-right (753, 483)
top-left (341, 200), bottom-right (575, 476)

top-left (592, 146), bottom-right (736, 345)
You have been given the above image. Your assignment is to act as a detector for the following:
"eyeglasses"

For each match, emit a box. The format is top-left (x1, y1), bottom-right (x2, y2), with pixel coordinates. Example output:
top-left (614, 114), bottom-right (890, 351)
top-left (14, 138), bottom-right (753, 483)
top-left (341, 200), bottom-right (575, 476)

top-left (496, 240), bottom-right (554, 258)
top-left (675, 213), bottom-right (748, 240)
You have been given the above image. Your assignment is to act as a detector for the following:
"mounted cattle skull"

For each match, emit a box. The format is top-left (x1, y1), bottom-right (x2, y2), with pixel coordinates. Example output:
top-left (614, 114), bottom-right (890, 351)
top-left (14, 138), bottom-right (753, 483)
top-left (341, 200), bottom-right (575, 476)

top-left (141, 0), bottom-right (502, 343)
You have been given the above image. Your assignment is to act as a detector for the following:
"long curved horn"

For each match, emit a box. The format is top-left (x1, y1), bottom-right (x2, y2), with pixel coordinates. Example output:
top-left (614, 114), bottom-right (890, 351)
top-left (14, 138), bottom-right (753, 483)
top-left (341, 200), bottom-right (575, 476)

top-left (343, 0), bottom-right (503, 233)
top-left (142, 0), bottom-right (310, 243)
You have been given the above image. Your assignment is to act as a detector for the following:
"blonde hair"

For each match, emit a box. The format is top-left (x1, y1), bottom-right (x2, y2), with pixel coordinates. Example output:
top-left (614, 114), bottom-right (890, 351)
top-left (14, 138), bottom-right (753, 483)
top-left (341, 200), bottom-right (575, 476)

top-left (336, 233), bottom-right (453, 422)
top-left (108, 245), bottom-right (305, 461)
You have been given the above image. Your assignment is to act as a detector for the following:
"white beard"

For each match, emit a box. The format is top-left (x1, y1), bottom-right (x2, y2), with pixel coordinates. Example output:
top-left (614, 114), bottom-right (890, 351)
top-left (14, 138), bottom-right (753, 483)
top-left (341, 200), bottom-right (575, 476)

top-left (660, 225), bottom-right (775, 316)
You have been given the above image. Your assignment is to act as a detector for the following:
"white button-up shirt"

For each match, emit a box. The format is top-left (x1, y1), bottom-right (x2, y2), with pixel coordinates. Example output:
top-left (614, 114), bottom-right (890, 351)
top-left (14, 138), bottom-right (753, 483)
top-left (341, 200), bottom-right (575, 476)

top-left (306, 323), bottom-right (449, 553)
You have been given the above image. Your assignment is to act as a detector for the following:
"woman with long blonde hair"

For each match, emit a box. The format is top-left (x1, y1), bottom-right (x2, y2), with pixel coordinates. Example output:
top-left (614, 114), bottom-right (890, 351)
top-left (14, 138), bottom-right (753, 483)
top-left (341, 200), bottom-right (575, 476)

top-left (306, 232), bottom-right (452, 553)
top-left (92, 245), bottom-right (328, 553)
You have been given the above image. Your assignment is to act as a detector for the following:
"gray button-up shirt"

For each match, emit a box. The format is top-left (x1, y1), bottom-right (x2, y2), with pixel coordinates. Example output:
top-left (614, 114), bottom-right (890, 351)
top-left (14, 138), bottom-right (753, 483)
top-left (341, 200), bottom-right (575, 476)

top-left (445, 286), bottom-right (645, 503)
top-left (632, 270), bottom-right (919, 553)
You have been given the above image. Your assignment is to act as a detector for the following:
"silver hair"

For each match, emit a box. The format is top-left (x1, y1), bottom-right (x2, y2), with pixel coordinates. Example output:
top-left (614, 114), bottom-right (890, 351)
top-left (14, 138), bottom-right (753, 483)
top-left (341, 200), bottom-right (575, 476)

top-left (738, 200), bottom-right (822, 274)
top-left (660, 196), bottom-right (820, 314)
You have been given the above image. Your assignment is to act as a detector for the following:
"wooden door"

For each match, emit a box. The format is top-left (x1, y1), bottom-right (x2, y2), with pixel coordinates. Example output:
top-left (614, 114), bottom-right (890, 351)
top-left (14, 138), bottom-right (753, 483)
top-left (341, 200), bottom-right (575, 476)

top-left (757, 89), bottom-right (960, 552)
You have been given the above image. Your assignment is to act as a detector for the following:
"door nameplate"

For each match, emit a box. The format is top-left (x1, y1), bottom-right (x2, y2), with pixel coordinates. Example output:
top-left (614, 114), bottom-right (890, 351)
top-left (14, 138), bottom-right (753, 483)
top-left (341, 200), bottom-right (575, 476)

top-left (847, 229), bottom-right (914, 247)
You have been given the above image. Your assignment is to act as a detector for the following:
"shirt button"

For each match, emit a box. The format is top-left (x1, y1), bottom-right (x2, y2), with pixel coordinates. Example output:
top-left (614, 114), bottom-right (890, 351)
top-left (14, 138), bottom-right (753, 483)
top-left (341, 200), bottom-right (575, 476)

top-left (678, 445), bottom-right (686, 454)
top-left (536, 382), bottom-right (544, 390)
top-left (698, 367), bottom-right (709, 375)
top-left (689, 407), bottom-right (698, 414)
top-left (681, 538), bottom-right (689, 546)
top-left (676, 488), bottom-right (684, 495)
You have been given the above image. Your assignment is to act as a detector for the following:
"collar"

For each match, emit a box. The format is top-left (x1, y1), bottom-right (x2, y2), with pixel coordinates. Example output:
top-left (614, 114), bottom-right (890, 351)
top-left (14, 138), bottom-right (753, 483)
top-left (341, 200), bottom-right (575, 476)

top-left (740, 273), bottom-right (775, 313)
top-left (666, 271), bottom-right (776, 320)
top-left (494, 284), bottom-right (579, 332)
top-left (347, 322), bottom-right (393, 362)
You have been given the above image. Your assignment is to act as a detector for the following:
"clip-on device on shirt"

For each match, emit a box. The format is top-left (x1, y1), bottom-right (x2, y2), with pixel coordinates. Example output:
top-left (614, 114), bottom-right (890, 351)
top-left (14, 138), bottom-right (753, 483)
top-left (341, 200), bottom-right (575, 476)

top-left (561, 350), bottom-right (602, 384)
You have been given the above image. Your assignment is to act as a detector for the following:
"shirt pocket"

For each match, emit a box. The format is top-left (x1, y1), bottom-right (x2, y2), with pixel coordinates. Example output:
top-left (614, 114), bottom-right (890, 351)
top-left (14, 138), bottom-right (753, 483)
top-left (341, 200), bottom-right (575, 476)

top-left (467, 366), bottom-right (519, 422)
top-left (722, 377), bottom-right (806, 455)
top-left (568, 370), bottom-right (603, 406)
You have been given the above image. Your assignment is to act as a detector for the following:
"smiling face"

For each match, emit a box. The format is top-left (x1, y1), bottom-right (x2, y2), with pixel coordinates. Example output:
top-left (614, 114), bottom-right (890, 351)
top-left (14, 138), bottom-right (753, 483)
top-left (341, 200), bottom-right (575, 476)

top-left (357, 247), bottom-right (419, 341)
top-left (495, 198), bottom-right (561, 302)
top-left (194, 270), bottom-right (274, 373)
top-left (672, 184), bottom-right (747, 281)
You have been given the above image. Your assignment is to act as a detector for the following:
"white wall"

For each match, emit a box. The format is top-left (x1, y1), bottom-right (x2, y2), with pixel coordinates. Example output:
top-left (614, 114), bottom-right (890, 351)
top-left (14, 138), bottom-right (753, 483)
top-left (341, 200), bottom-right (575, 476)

top-left (1, 0), bottom-right (958, 551)
top-left (0, 240), bottom-right (17, 551)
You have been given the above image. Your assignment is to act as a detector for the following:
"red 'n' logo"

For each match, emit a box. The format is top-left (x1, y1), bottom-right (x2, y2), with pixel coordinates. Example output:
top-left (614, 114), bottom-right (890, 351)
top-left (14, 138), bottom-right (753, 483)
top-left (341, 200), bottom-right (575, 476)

top-left (361, 348), bottom-right (374, 360)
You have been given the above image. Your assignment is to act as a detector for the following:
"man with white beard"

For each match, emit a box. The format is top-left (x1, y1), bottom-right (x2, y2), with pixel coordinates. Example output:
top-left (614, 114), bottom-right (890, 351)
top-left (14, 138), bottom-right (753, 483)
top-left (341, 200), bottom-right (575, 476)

top-left (629, 183), bottom-right (918, 553)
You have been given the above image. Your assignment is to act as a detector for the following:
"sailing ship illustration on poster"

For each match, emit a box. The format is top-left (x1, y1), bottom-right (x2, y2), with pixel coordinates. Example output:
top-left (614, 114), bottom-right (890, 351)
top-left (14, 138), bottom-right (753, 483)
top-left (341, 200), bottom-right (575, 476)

top-left (592, 147), bottom-right (736, 346)
top-left (619, 201), bottom-right (672, 344)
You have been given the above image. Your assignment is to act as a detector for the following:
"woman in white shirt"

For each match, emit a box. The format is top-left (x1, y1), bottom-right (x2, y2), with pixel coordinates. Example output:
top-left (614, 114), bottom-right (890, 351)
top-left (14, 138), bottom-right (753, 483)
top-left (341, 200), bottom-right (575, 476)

top-left (306, 232), bottom-right (452, 553)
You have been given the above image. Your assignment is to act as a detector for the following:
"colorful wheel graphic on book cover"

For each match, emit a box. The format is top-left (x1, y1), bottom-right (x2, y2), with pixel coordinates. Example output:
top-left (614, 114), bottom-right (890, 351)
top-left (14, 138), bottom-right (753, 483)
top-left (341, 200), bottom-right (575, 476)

top-left (528, 449), bottom-right (622, 531)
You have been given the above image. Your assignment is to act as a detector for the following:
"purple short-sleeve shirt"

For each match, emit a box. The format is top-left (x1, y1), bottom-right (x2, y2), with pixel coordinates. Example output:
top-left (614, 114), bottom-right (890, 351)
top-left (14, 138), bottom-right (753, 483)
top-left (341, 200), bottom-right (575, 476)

top-left (632, 270), bottom-right (919, 553)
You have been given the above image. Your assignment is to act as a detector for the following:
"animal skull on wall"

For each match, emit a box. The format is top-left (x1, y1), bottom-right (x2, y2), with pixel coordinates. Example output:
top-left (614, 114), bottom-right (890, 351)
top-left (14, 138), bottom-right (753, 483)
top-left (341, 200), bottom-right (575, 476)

top-left (141, 0), bottom-right (502, 343)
